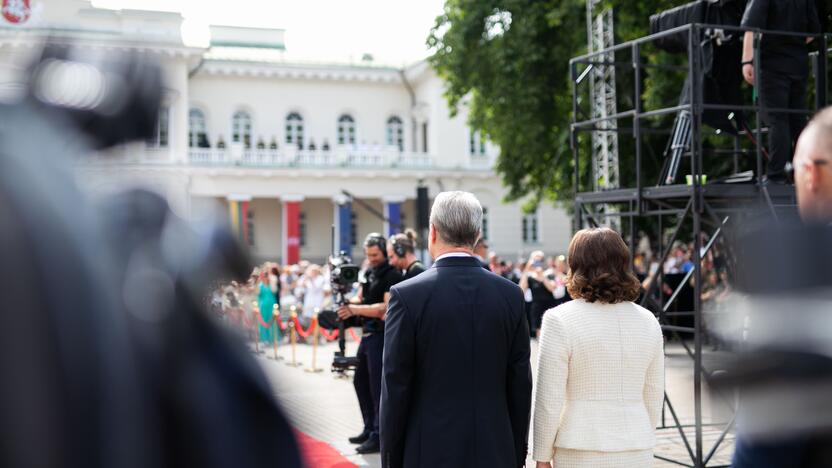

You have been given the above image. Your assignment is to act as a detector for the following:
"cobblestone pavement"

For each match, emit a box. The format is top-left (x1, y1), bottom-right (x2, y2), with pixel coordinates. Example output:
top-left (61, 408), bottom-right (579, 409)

top-left (255, 338), bottom-right (734, 467)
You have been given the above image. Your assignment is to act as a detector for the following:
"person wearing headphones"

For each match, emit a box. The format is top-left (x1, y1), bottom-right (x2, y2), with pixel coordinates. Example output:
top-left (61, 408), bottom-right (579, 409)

top-left (387, 229), bottom-right (426, 281)
top-left (337, 233), bottom-right (402, 454)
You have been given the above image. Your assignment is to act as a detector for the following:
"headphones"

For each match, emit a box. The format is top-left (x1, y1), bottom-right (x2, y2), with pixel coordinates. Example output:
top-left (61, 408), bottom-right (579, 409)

top-left (391, 237), bottom-right (407, 257)
top-left (364, 233), bottom-right (387, 257)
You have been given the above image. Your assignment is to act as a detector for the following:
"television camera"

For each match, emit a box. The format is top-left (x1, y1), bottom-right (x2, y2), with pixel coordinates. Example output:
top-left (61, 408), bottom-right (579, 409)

top-left (318, 249), bottom-right (362, 374)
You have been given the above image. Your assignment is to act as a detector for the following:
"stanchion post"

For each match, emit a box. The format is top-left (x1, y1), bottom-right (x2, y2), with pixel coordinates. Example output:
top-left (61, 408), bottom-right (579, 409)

top-left (252, 301), bottom-right (260, 354)
top-left (305, 308), bottom-right (323, 373)
top-left (286, 306), bottom-right (302, 367)
top-left (272, 304), bottom-right (283, 360)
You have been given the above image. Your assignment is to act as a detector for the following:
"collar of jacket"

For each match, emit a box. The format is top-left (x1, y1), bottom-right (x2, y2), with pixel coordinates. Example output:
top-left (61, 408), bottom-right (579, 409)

top-left (433, 256), bottom-right (483, 268)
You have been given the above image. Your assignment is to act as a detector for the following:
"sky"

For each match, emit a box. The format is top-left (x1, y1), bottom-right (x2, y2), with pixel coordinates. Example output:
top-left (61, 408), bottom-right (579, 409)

top-left (91, 0), bottom-right (447, 66)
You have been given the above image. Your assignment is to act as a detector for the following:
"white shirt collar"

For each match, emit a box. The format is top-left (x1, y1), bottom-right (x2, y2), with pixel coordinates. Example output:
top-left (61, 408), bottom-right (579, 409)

top-left (435, 252), bottom-right (473, 262)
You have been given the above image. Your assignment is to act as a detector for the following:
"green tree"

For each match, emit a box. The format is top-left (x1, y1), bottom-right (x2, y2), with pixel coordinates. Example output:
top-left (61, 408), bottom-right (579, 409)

top-left (428, 0), bottom-right (685, 209)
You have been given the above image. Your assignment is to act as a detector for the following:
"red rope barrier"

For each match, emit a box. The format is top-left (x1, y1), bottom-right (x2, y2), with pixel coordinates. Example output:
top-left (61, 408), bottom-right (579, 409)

top-left (256, 314), bottom-right (274, 329)
top-left (274, 314), bottom-right (287, 331)
top-left (240, 310), bottom-right (254, 329)
top-left (319, 328), bottom-right (339, 341)
top-left (291, 316), bottom-right (316, 339)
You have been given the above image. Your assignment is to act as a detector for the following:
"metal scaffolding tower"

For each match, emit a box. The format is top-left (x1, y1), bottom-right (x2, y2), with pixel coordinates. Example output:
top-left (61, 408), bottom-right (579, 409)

top-left (586, 0), bottom-right (620, 229)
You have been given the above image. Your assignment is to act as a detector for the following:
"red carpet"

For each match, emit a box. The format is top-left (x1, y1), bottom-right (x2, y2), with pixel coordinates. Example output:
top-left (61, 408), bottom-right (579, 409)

top-left (295, 430), bottom-right (357, 468)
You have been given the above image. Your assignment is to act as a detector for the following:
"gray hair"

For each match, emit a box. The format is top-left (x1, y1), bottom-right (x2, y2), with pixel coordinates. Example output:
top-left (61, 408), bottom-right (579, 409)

top-left (429, 191), bottom-right (483, 248)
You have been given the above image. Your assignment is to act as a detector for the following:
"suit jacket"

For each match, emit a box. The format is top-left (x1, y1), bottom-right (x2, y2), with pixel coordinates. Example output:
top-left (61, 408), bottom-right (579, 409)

top-left (531, 299), bottom-right (664, 461)
top-left (380, 256), bottom-right (532, 468)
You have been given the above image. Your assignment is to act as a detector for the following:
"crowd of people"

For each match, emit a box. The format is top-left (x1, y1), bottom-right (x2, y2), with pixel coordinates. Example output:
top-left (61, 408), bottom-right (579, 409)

top-left (211, 246), bottom-right (580, 343)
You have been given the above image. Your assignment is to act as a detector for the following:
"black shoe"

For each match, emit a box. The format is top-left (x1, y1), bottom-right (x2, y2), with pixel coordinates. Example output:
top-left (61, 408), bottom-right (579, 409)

top-left (348, 431), bottom-right (370, 444)
top-left (762, 173), bottom-right (789, 185)
top-left (356, 436), bottom-right (380, 454)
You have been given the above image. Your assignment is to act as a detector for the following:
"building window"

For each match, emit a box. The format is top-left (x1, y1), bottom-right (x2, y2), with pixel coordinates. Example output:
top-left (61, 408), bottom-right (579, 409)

top-left (421, 121), bottom-right (428, 153)
top-left (188, 109), bottom-right (209, 148)
top-left (232, 111), bottom-right (252, 148)
top-left (299, 212), bottom-right (307, 247)
top-left (337, 114), bottom-right (356, 145)
top-left (481, 207), bottom-right (489, 241)
top-left (286, 112), bottom-right (304, 148)
top-left (350, 212), bottom-right (357, 247)
top-left (469, 129), bottom-right (486, 155)
top-left (522, 210), bottom-right (540, 244)
top-left (246, 208), bottom-right (255, 246)
top-left (147, 106), bottom-right (169, 148)
top-left (386, 116), bottom-right (404, 151)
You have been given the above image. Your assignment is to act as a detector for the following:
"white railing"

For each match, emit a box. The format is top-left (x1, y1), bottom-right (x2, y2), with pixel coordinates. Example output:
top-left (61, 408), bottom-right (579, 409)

top-left (187, 147), bottom-right (436, 169)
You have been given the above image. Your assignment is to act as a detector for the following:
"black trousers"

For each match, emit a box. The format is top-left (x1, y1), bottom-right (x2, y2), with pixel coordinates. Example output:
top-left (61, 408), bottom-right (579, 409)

top-left (354, 332), bottom-right (383, 438)
top-left (759, 69), bottom-right (809, 178)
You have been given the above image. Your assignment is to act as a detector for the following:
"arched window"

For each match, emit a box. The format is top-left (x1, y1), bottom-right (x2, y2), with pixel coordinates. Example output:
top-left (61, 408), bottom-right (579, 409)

top-left (188, 109), bottom-right (209, 148)
top-left (286, 112), bottom-right (304, 148)
top-left (337, 114), bottom-right (356, 145)
top-left (232, 111), bottom-right (252, 148)
top-left (386, 116), bottom-right (404, 151)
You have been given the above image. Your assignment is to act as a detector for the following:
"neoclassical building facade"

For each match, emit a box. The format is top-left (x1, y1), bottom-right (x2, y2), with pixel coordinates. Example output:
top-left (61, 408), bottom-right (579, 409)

top-left (1, 0), bottom-right (572, 264)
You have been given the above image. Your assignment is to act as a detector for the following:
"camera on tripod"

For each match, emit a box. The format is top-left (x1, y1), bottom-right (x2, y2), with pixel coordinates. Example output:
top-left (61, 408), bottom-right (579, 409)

top-left (318, 250), bottom-right (362, 374)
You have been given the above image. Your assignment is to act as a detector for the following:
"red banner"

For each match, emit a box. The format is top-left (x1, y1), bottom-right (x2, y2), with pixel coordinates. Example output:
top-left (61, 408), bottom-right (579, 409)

top-left (283, 200), bottom-right (301, 264)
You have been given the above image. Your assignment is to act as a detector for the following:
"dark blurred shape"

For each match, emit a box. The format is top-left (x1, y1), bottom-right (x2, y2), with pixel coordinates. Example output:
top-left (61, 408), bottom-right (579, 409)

top-left (0, 43), bottom-right (302, 468)
top-left (712, 220), bottom-right (832, 467)
top-left (734, 223), bottom-right (832, 294)
top-left (27, 43), bottom-right (163, 150)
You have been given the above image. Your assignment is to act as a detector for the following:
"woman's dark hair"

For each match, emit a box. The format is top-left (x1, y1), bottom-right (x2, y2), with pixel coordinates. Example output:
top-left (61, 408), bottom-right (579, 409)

top-left (566, 227), bottom-right (641, 304)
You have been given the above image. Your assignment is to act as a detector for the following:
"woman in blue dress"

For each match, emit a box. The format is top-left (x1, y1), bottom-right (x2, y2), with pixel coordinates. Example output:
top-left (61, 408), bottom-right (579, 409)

top-left (257, 272), bottom-right (276, 344)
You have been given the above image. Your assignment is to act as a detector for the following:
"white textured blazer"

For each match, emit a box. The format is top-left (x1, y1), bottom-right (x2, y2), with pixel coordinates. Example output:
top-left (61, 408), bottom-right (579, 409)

top-left (531, 299), bottom-right (664, 461)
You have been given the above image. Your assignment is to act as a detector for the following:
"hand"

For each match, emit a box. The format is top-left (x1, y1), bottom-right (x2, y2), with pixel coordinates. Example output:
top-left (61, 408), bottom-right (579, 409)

top-left (536, 462), bottom-right (552, 468)
top-left (742, 63), bottom-right (754, 86)
top-left (337, 304), bottom-right (354, 320)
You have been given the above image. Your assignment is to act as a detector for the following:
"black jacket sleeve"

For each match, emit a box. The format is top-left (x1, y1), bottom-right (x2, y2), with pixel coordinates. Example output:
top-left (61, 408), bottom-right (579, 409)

top-left (506, 289), bottom-right (533, 467)
top-left (380, 288), bottom-right (416, 468)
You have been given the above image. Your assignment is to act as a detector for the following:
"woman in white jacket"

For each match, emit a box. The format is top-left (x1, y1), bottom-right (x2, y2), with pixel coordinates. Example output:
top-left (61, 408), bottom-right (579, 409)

top-left (532, 227), bottom-right (664, 468)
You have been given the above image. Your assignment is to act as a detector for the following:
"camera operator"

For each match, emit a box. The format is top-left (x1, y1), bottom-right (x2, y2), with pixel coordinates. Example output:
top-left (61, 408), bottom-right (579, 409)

top-left (387, 229), bottom-right (426, 281)
top-left (336, 233), bottom-right (402, 454)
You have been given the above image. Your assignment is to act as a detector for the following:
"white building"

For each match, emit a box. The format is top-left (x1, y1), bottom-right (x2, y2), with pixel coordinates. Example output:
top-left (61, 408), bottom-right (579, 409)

top-left (0, 0), bottom-right (572, 264)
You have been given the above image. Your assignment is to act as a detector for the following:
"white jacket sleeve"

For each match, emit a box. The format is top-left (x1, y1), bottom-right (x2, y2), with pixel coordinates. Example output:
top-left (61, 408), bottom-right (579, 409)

top-left (532, 312), bottom-right (570, 462)
top-left (643, 329), bottom-right (665, 429)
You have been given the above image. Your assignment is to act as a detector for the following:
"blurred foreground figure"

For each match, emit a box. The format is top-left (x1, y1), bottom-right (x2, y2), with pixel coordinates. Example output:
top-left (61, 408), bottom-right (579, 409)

top-left (721, 107), bottom-right (832, 467)
top-left (0, 44), bottom-right (301, 468)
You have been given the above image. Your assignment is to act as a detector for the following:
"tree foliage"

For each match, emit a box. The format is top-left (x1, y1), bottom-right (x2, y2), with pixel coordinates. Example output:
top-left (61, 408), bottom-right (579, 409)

top-left (427, 0), bottom-right (688, 209)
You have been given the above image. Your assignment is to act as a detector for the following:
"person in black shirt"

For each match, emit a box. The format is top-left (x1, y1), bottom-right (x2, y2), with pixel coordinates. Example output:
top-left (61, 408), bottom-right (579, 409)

top-left (387, 229), bottom-right (427, 281)
top-left (337, 233), bottom-right (402, 454)
top-left (741, 0), bottom-right (822, 182)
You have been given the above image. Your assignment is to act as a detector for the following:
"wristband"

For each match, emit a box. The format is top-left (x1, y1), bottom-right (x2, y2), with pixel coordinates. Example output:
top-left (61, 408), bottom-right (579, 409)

top-left (741, 60), bottom-right (753, 66)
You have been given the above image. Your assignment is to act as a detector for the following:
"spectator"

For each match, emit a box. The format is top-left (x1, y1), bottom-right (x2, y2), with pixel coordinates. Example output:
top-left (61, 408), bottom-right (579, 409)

top-left (269, 264), bottom-right (281, 303)
top-left (257, 271), bottom-right (276, 344)
top-left (295, 264), bottom-right (329, 324)
top-left (552, 254), bottom-right (571, 306)
top-left (520, 250), bottom-right (557, 337)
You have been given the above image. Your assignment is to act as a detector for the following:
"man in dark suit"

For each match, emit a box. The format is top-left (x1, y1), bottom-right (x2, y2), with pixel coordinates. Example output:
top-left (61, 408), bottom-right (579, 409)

top-left (380, 191), bottom-right (532, 468)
